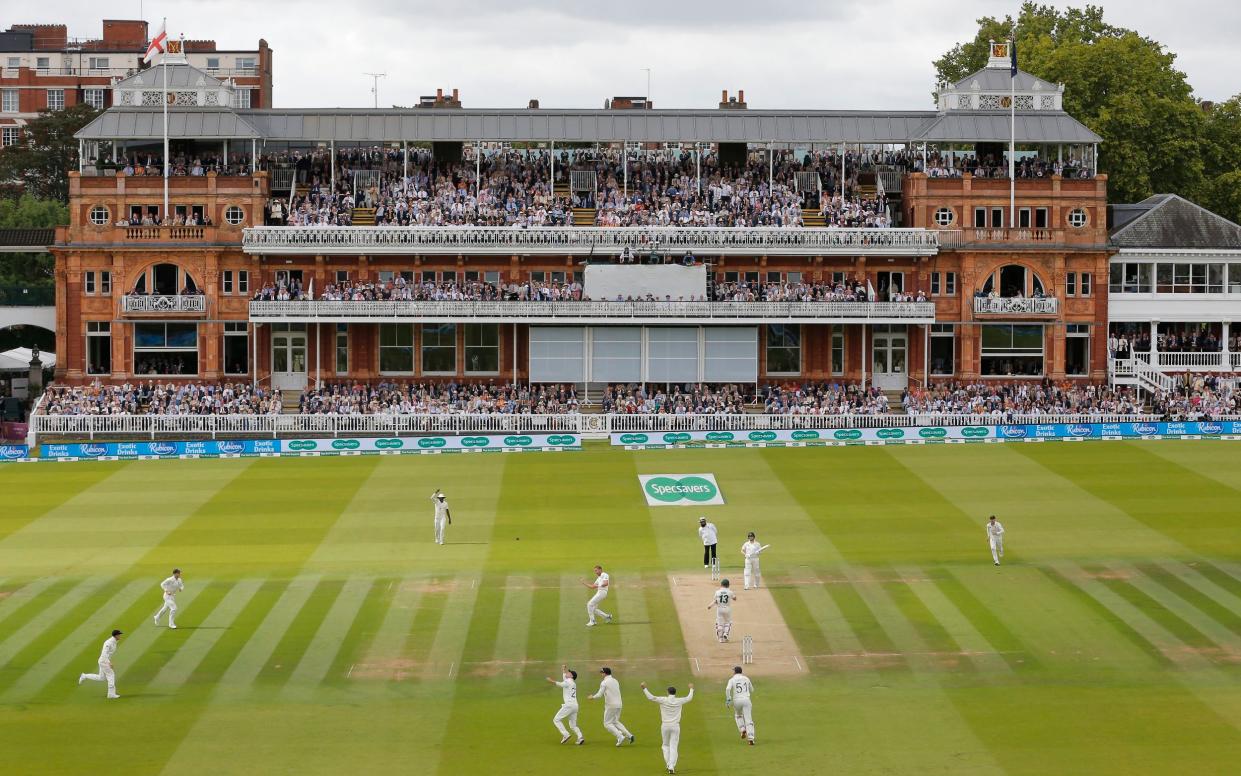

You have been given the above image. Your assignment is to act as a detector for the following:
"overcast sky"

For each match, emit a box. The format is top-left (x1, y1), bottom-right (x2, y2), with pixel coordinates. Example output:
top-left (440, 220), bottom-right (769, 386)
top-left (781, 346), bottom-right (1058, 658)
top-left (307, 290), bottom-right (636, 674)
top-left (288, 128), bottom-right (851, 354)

top-left (28, 0), bottom-right (1241, 108)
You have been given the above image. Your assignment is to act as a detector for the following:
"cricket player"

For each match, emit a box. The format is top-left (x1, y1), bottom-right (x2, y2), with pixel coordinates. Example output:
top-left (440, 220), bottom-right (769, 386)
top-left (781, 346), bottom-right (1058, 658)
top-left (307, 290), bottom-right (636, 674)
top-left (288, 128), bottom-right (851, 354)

top-left (153, 568), bottom-right (184, 628)
top-left (987, 515), bottom-right (1005, 566)
top-left (641, 681), bottom-right (695, 774)
top-left (726, 666), bottom-right (756, 744)
top-left (431, 489), bottom-right (452, 545)
top-left (698, 516), bottom-right (718, 569)
top-left (741, 532), bottom-right (770, 590)
top-left (589, 666), bottom-right (635, 746)
top-left (581, 565), bottom-right (613, 627)
top-left (545, 665), bottom-right (584, 745)
top-left (78, 629), bottom-right (123, 699)
top-left (707, 578), bottom-right (736, 642)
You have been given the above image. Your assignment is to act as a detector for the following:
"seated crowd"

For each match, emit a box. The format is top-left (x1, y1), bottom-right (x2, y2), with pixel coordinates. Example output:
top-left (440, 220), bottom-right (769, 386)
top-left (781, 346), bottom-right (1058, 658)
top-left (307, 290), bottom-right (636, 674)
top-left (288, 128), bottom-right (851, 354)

top-left (713, 278), bottom-right (925, 303)
top-left (760, 383), bottom-right (890, 414)
top-left (1151, 377), bottom-right (1238, 419)
top-left (602, 384), bottom-right (748, 414)
top-left (40, 382), bottom-right (282, 416)
top-left (901, 381), bottom-right (1145, 416)
top-left (298, 381), bottom-right (580, 415)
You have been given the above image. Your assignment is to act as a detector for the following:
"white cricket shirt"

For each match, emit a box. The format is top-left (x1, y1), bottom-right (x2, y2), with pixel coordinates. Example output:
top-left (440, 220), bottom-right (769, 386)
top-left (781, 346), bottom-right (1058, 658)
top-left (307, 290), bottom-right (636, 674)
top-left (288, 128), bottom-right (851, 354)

top-left (699, 522), bottom-right (718, 545)
top-left (644, 687), bottom-right (694, 723)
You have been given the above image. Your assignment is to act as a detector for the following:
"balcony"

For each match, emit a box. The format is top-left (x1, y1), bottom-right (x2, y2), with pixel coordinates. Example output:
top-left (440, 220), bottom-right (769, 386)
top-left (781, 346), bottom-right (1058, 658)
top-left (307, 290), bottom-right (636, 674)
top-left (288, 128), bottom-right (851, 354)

top-left (241, 226), bottom-right (943, 257)
top-left (248, 299), bottom-right (938, 325)
top-left (124, 226), bottom-right (206, 241)
top-left (122, 295), bottom-right (207, 314)
top-left (973, 297), bottom-right (1059, 315)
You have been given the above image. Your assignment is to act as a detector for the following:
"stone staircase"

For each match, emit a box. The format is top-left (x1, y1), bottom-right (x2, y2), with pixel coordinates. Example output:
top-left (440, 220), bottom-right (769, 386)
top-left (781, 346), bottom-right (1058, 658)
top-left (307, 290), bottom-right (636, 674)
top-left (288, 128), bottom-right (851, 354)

top-left (281, 389), bottom-right (303, 414)
top-left (572, 207), bottom-right (597, 226)
top-left (882, 389), bottom-right (905, 413)
top-left (801, 208), bottom-right (826, 227)
top-left (351, 208), bottom-right (377, 226)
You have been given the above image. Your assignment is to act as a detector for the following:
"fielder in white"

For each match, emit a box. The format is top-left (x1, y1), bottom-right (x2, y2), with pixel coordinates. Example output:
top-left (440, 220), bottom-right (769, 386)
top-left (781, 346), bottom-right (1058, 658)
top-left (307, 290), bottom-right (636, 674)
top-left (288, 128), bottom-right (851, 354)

top-left (588, 666), bottom-right (635, 746)
top-left (431, 489), bottom-right (452, 545)
top-left (78, 629), bottom-right (122, 699)
top-left (987, 515), bottom-right (1005, 566)
top-left (642, 681), bottom-right (694, 774)
top-left (741, 532), bottom-right (770, 590)
top-left (545, 665), bottom-right (584, 744)
top-left (581, 565), bottom-right (613, 627)
top-left (153, 567), bottom-right (184, 628)
top-left (726, 665), bottom-right (756, 744)
top-left (707, 578), bottom-right (736, 642)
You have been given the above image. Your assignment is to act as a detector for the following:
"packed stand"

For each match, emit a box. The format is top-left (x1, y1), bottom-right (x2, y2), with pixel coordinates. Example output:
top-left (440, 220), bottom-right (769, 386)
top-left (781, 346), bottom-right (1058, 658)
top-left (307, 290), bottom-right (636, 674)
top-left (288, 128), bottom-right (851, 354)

top-left (602, 384), bottom-right (749, 414)
top-left (920, 152), bottom-right (1094, 179)
top-left (761, 383), bottom-right (890, 414)
top-left (40, 382), bottom-right (282, 416)
top-left (1151, 377), bottom-right (1239, 419)
top-left (901, 381), bottom-right (1145, 417)
top-left (713, 278), bottom-right (925, 303)
top-left (298, 381), bottom-right (580, 415)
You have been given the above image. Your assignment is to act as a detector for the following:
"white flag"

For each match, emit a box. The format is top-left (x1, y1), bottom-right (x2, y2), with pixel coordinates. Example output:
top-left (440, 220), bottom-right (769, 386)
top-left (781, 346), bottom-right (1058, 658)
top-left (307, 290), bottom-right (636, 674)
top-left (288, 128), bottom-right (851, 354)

top-left (144, 20), bottom-right (168, 64)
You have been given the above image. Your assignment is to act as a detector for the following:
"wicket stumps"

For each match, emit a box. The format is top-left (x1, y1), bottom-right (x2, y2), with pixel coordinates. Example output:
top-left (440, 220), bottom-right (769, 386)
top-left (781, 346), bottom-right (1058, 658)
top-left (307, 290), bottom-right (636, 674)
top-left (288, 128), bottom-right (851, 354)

top-left (710, 558), bottom-right (721, 581)
top-left (742, 635), bottom-right (754, 664)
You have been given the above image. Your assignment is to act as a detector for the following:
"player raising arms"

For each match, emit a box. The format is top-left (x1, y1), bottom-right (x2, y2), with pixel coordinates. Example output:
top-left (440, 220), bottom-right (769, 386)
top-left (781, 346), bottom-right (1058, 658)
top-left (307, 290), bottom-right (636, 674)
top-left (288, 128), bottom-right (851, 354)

top-left (431, 489), bottom-right (452, 545)
top-left (545, 665), bottom-right (584, 745)
top-left (580, 565), bottom-right (613, 627)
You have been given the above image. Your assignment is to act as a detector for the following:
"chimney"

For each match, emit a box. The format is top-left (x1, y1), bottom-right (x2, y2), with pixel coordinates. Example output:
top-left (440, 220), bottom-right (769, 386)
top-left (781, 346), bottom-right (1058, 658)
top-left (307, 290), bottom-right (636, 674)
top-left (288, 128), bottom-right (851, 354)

top-left (528, 99), bottom-right (540, 109)
top-left (436, 88), bottom-right (443, 99)
top-left (738, 90), bottom-right (744, 103)
top-left (719, 89), bottom-right (747, 110)
top-left (722, 89), bottom-right (728, 103)
top-left (452, 88), bottom-right (458, 101)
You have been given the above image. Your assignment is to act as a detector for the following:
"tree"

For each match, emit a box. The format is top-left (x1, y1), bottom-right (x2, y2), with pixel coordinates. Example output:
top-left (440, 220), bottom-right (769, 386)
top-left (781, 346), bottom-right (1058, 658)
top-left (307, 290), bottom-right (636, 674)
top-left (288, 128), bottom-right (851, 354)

top-left (0, 195), bottom-right (66, 290)
top-left (0, 102), bottom-right (99, 202)
top-left (933, 3), bottom-right (1211, 204)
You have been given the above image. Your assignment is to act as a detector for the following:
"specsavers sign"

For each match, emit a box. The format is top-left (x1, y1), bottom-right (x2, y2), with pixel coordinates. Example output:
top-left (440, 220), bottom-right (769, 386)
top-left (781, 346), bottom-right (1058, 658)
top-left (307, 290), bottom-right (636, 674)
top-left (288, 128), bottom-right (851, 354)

top-left (638, 473), bottom-right (725, 506)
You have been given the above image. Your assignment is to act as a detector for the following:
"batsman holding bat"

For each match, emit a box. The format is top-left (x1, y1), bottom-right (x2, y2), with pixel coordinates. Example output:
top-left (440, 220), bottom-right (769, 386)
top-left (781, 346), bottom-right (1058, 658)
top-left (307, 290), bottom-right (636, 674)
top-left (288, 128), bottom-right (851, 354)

top-left (741, 532), bottom-right (770, 590)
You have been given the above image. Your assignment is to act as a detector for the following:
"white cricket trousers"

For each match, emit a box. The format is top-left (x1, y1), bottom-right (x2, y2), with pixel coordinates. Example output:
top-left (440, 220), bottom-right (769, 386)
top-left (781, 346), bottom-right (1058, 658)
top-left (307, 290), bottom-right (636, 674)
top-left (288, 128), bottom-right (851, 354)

top-left (553, 703), bottom-right (582, 740)
top-left (602, 705), bottom-right (632, 741)
top-left (715, 606), bottom-right (733, 640)
top-left (586, 589), bottom-right (610, 625)
top-left (661, 722), bottom-right (681, 770)
top-left (990, 536), bottom-right (1004, 564)
top-left (733, 697), bottom-right (755, 741)
top-left (434, 516), bottom-right (447, 545)
top-left (82, 661), bottom-right (116, 696)
top-left (154, 593), bottom-right (177, 626)
top-left (744, 557), bottom-right (762, 589)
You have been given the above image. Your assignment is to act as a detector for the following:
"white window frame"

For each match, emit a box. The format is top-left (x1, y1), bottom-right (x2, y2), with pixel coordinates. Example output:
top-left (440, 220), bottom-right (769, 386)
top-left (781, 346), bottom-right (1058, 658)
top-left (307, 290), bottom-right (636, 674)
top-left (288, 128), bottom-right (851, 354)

top-left (84, 88), bottom-right (106, 109)
top-left (222, 270), bottom-right (234, 294)
top-left (46, 88), bottom-right (65, 110)
top-left (1, 89), bottom-right (17, 113)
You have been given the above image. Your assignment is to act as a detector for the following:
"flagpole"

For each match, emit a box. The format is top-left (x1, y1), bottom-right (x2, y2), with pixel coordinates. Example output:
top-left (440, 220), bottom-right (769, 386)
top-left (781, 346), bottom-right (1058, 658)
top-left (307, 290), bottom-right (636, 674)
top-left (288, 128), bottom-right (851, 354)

top-left (162, 18), bottom-right (169, 223)
top-left (1009, 36), bottom-right (1016, 229)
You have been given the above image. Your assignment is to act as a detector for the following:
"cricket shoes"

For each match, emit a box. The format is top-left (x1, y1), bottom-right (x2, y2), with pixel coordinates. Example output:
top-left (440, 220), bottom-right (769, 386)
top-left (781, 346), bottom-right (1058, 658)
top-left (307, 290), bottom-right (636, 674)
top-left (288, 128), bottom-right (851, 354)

top-left (576, 739), bottom-right (584, 746)
top-left (586, 621), bottom-right (596, 627)
top-left (169, 624), bottom-right (177, 629)
top-left (749, 739), bottom-right (756, 746)
top-left (604, 614), bottom-right (613, 623)
top-left (616, 738), bottom-right (625, 747)
top-left (741, 730), bottom-right (748, 740)
top-left (107, 694), bottom-right (120, 699)
top-left (628, 734), bottom-right (635, 745)
top-left (560, 734), bottom-right (571, 744)
top-left (153, 615), bottom-right (159, 625)
top-left (78, 674), bottom-right (85, 685)
top-left (994, 562), bottom-right (1001, 566)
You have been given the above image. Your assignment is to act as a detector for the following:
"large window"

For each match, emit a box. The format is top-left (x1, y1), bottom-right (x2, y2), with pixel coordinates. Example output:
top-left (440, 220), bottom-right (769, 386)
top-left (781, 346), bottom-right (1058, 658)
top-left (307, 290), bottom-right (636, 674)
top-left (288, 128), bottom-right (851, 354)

top-left (980, 324), bottom-right (1043, 376)
top-left (379, 324), bottom-right (414, 373)
top-left (765, 324), bottom-right (801, 375)
top-left (831, 327), bottom-right (844, 375)
top-left (1155, 263), bottom-right (1226, 294)
top-left (930, 324), bottom-right (954, 375)
top-left (1110, 262), bottom-right (1153, 294)
top-left (86, 321), bottom-right (111, 375)
top-left (335, 324), bottom-right (349, 374)
top-left (223, 322), bottom-right (248, 375)
top-left (422, 324), bottom-right (457, 373)
top-left (464, 324), bottom-right (499, 374)
top-left (46, 89), bottom-right (64, 111)
top-left (1, 89), bottom-right (18, 113)
top-left (1066, 324), bottom-right (1090, 376)
top-left (1, 127), bottom-right (17, 148)
top-left (84, 88), bottom-right (105, 109)
top-left (133, 322), bottom-right (199, 375)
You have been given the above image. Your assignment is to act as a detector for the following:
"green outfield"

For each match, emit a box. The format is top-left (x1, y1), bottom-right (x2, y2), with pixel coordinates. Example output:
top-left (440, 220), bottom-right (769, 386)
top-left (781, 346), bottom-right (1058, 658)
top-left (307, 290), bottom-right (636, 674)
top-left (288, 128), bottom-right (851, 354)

top-left (3, 441), bottom-right (1241, 775)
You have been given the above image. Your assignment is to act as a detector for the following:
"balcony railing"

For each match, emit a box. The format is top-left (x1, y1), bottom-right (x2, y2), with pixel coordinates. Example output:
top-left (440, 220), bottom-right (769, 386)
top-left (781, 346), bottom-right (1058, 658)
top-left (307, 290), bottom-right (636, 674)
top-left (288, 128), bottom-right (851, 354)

top-left (248, 299), bottom-right (939, 323)
top-left (121, 295), bottom-right (207, 314)
top-left (242, 226), bottom-right (943, 256)
top-left (1132, 351), bottom-right (1241, 372)
top-left (124, 226), bottom-right (207, 241)
top-left (973, 297), bottom-right (1059, 315)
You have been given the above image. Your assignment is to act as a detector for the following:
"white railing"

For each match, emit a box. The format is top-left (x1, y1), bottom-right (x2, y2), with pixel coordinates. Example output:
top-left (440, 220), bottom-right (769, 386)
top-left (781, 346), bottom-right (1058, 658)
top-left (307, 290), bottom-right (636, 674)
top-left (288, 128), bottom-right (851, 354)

top-left (31, 411), bottom-right (1158, 441)
top-left (242, 226), bottom-right (944, 256)
top-left (247, 299), bottom-right (938, 322)
top-left (1130, 351), bottom-right (1240, 373)
top-left (122, 295), bottom-right (207, 314)
top-left (973, 297), bottom-right (1059, 315)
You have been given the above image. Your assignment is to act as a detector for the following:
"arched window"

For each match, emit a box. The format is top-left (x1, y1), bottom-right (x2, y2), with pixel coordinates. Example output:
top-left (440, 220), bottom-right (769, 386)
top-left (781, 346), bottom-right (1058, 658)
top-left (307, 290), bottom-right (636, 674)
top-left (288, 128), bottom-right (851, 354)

top-left (134, 263), bottom-right (199, 296)
top-left (980, 264), bottom-right (1046, 298)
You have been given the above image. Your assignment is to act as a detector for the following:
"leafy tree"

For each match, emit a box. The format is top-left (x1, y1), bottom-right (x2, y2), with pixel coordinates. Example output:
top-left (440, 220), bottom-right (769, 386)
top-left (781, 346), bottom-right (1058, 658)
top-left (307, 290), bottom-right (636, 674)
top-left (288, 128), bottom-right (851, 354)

top-left (0, 102), bottom-right (98, 202)
top-left (0, 195), bottom-right (66, 291)
top-left (933, 3), bottom-right (1211, 203)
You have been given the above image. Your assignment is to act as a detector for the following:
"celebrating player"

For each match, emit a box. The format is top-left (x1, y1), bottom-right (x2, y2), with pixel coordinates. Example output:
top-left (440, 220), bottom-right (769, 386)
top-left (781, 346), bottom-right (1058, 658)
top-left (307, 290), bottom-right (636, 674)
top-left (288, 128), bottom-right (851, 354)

top-left (588, 666), bottom-right (635, 746)
top-left (431, 489), bottom-right (452, 545)
top-left (741, 532), bottom-right (770, 589)
top-left (726, 666), bottom-right (756, 745)
top-left (707, 578), bottom-right (736, 642)
top-left (580, 565), bottom-right (613, 627)
top-left (78, 629), bottom-right (123, 699)
top-left (545, 665), bottom-right (584, 745)
top-left (987, 515), bottom-right (1005, 566)
top-left (641, 681), bottom-right (695, 774)
top-left (153, 567), bottom-right (184, 628)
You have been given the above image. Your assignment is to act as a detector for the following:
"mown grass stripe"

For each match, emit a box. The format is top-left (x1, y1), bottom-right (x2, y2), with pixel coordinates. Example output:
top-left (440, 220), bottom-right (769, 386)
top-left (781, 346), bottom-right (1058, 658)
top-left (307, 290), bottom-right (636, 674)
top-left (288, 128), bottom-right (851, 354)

top-left (1123, 564), bottom-right (1241, 657)
top-left (490, 575), bottom-right (534, 674)
top-left (882, 570), bottom-right (977, 675)
top-left (420, 573), bottom-right (481, 681)
top-left (557, 572), bottom-right (591, 663)
top-left (354, 577), bottom-right (424, 680)
top-left (615, 573), bottom-right (655, 661)
top-left (794, 574), bottom-right (871, 660)
top-left (453, 572), bottom-right (507, 670)
top-left (0, 578), bottom-right (149, 702)
top-left (1040, 564), bottom-right (1170, 666)
top-left (1093, 564), bottom-right (1218, 652)
top-left (123, 580), bottom-right (232, 689)
top-left (935, 567), bottom-right (1036, 671)
top-left (900, 566), bottom-right (1012, 674)
top-left (324, 577), bottom-right (397, 688)
top-left (845, 569), bottom-right (944, 678)
top-left (825, 579), bottom-right (903, 663)
top-left (146, 579), bottom-right (263, 690)
top-left (521, 573), bottom-right (560, 680)
top-left (769, 578), bottom-right (833, 663)
top-left (201, 575), bottom-right (318, 699)
top-left (257, 578), bottom-right (344, 691)
top-left (403, 588), bottom-right (452, 678)
top-left (643, 570), bottom-right (687, 657)
top-left (0, 578), bottom-right (78, 635)
top-left (1192, 561), bottom-right (1241, 603)
top-left (280, 577), bottom-right (373, 699)
top-left (0, 576), bottom-right (114, 667)
top-left (180, 579), bottom-right (287, 687)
